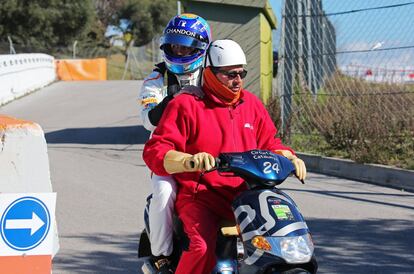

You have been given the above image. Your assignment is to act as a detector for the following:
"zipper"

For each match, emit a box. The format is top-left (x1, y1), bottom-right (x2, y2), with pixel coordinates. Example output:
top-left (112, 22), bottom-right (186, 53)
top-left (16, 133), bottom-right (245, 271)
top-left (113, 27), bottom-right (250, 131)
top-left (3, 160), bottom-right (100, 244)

top-left (193, 172), bottom-right (204, 200)
top-left (229, 107), bottom-right (237, 150)
top-left (193, 182), bottom-right (200, 200)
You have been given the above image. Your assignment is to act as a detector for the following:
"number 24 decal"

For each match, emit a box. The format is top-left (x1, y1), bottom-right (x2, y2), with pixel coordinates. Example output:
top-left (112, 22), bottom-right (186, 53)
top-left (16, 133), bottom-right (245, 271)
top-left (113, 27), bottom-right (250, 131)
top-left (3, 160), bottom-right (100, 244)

top-left (263, 161), bottom-right (280, 174)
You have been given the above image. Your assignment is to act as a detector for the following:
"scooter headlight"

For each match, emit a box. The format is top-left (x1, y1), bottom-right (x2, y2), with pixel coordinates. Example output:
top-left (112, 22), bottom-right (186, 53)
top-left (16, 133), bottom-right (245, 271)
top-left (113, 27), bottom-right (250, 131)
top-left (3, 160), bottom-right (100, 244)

top-left (280, 234), bottom-right (314, 263)
top-left (265, 233), bottom-right (314, 264)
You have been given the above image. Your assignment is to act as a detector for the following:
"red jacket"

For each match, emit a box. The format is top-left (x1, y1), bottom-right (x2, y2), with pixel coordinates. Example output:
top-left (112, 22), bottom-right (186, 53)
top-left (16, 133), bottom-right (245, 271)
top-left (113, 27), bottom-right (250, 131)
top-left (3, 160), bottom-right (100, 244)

top-left (143, 89), bottom-right (294, 218)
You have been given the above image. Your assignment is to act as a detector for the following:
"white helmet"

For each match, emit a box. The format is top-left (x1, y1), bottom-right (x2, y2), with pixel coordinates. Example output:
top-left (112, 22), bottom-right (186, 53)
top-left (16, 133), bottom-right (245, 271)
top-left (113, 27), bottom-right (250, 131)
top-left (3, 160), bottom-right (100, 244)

top-left (205, 39), bottom-right (247, 67)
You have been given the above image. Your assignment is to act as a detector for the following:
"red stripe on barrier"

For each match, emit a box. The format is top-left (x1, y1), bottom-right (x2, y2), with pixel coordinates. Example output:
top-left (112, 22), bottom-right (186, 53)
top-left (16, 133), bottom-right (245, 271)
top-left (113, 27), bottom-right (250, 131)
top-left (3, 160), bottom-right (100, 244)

top-left (0, 255), bottom-right (52, 274)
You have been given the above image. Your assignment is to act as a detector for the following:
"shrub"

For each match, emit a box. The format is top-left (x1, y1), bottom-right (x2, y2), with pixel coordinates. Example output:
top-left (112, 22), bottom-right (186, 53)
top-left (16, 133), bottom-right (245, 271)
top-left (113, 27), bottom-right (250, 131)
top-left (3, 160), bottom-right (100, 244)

top-left (267, 72), bottom-right (414, 170)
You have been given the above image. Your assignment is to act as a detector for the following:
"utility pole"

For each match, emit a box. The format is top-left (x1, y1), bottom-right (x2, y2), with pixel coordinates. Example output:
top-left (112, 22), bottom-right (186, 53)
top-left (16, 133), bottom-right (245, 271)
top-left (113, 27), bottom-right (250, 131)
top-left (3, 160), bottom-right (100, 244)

top-left (8, 36), bottom-right (16, 54)
top-left (177, 1), bottom-right (181, 15)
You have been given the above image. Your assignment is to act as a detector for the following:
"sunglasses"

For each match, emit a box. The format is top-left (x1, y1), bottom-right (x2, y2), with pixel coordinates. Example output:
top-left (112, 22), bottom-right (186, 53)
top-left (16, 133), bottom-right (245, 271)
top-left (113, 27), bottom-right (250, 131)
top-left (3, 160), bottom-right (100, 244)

top-left (212, 68), bottom-right (248, 79)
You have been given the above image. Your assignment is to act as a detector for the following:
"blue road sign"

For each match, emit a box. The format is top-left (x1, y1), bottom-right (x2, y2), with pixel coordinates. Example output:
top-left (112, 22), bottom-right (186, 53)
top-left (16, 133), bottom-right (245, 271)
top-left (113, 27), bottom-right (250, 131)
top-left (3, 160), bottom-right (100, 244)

top-left (0, 196), bottom-right (51, 251)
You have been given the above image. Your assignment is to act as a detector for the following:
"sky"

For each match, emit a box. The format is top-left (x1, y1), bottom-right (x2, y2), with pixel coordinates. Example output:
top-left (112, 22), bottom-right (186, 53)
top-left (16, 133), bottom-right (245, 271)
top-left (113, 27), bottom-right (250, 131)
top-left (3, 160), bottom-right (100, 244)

top-left (269, 0), bottom-right (414, 68)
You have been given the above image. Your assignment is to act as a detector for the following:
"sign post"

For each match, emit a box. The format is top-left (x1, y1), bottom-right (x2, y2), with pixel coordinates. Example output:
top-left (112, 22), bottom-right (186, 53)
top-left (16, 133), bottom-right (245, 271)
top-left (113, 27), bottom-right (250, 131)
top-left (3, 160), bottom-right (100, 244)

top-left (0, 193), bottom-right (56, 274)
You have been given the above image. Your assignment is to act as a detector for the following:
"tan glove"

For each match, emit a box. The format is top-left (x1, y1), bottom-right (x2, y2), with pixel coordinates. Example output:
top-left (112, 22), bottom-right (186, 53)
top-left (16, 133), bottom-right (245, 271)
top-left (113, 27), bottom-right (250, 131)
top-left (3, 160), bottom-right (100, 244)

top-left (190, 152), bottom-right (216, 172)
top-left (274, 150), bottom-right (307, 181)
top-left (163, 150), bottom-right (215, 174)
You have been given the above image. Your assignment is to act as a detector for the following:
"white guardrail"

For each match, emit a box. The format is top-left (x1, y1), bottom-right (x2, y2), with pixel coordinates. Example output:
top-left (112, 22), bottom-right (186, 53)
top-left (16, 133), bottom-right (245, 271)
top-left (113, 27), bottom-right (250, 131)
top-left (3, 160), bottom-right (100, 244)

top-left (0, 53), bottom-right (56, 105)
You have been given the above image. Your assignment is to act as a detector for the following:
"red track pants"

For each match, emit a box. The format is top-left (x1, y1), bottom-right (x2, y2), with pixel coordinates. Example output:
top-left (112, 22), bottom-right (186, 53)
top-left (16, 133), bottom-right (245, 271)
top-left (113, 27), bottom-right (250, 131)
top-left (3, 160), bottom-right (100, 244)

top-left (174, 200), bottom-right (222, 274)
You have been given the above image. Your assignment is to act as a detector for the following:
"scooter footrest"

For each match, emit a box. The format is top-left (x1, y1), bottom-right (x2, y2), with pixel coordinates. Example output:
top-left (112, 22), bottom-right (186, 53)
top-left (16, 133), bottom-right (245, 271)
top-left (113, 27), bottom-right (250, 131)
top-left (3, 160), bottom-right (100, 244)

top-left (221, 226), bottom-right (239, 236)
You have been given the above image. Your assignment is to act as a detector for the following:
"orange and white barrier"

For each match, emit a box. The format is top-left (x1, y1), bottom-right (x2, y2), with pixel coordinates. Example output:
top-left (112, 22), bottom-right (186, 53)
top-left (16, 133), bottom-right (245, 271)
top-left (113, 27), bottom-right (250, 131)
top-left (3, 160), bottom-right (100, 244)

top-left (0, 116), bottom-right (52, 192)
top-left (0, 115), bottom-right (58, 273)
top-left (56, 58), bottom-right (107, 81)
top-left (0, 54), bottom-right (56, 105)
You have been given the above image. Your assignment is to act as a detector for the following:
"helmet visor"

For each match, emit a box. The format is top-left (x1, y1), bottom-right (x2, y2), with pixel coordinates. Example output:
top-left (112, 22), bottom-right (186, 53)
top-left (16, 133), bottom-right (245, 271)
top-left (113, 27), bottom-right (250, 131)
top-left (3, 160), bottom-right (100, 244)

top-left (161, 33), bottom-right (208, 50)
top-left (163, 48), bottom-right (204, 65)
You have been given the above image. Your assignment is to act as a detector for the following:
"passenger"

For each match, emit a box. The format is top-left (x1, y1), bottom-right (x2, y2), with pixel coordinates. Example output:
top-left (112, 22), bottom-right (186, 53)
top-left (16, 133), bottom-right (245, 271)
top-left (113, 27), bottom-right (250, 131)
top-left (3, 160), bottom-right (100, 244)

top-left (137, 13), bottom-right (211, 273)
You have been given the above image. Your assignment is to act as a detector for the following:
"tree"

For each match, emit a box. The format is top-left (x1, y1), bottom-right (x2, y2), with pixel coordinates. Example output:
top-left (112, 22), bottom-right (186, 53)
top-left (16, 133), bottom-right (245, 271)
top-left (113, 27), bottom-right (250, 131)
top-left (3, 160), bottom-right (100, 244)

top-left (0, 0), bottom-right (175, 55)
top-left (53, 1), bottom-right (95, 47)
top-left (94, 0), bottom-right (125, 26)
top-left (117, 0), bottom-right (176, 47)
top-left (0, 0), bottom-right (94, 52)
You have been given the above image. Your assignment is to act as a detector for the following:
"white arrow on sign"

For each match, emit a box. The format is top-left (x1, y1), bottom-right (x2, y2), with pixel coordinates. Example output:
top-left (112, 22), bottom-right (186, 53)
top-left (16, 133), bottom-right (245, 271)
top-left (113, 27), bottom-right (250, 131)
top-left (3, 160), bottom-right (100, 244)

top-left (5, 212), bottom-right (45, 235)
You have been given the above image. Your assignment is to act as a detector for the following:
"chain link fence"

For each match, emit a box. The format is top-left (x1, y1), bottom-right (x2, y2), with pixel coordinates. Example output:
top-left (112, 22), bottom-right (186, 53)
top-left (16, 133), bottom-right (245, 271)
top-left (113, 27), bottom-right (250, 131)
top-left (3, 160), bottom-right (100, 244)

top-left (114, 36), bottom-right (163, 80)
top-left (2, 1), bottom-right (413, 168)
top-left (271, 0), bottom-right (414, 169)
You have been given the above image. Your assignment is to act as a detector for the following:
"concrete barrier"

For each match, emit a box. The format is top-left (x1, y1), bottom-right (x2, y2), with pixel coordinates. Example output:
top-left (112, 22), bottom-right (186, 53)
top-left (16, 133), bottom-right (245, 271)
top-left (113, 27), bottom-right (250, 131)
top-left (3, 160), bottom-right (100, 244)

top-left (0, 54), bottom-right (56, 105)
top-left (0, 115), bottom-right (59, 270)
top-left (298, 152), bottom-right (414, 192)
top-left (0, 116), bottom-right (53, 192)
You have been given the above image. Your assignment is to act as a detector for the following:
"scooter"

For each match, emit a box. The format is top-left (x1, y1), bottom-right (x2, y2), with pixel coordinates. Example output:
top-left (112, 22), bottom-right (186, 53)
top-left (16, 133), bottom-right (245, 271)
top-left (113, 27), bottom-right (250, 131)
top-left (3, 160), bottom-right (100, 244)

top-left (138, 149), bottom-right (318, 273)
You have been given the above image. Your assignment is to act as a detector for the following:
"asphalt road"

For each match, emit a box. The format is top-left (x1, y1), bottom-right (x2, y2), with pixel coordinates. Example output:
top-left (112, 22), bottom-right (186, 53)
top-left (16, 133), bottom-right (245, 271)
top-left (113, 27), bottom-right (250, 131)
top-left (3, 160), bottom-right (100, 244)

top-left (1, 81), bottom-right (413, 273)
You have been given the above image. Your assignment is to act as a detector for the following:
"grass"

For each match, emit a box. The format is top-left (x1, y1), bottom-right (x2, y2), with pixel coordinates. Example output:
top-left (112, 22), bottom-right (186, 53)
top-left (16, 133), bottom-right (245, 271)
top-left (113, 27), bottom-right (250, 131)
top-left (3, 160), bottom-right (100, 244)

top-left (106, 53), bottom-right (157, 80)
top-left (107, 54), bottom-right (134, 80)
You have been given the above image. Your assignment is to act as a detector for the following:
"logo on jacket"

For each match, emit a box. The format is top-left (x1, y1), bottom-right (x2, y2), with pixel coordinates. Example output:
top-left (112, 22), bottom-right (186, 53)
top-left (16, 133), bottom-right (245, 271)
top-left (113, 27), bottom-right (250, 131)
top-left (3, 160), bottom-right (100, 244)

top-left (244, 123), bottom-right (254, 130)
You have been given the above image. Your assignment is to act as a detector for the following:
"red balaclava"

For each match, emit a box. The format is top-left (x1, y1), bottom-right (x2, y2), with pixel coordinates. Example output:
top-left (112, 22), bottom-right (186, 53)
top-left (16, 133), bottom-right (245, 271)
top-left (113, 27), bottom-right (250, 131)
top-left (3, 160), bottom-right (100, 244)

top-left (202, 67), bottom-right (242, 106)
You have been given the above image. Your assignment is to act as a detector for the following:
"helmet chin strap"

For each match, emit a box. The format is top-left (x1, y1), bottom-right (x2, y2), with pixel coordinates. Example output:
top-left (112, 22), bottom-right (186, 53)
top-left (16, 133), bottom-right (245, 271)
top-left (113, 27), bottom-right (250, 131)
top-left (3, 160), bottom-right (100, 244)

top-left (175, 67), bottom-right (202, 87)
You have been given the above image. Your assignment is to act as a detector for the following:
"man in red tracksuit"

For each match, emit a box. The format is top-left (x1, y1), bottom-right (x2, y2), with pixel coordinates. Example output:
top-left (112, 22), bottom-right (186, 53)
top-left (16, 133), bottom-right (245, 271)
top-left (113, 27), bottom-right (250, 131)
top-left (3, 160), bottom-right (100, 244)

top-left (143, 39), bottom-right (307, 274)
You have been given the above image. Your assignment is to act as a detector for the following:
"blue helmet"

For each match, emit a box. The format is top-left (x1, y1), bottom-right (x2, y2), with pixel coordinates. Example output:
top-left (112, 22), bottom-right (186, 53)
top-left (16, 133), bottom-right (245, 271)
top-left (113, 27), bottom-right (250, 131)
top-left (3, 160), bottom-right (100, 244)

top-left (160, 13), bottom-right (211, 75)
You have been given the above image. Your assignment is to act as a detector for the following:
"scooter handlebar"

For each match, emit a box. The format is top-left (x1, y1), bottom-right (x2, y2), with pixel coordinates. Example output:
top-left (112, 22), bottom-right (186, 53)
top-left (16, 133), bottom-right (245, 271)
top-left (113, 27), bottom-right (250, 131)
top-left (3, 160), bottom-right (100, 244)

top-left (188, 151), bottom-right (304, 184)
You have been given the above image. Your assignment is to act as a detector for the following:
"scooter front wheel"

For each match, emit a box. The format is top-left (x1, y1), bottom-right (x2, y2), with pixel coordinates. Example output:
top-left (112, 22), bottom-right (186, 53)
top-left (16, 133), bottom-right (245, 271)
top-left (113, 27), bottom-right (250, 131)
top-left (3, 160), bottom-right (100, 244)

top-left (266, 268), bottom-right (311, 274)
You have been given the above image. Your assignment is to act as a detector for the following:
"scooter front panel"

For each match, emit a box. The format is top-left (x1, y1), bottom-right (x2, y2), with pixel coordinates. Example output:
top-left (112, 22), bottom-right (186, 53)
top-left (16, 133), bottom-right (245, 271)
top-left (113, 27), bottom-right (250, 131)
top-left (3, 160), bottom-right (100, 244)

top-left (232, 189), bottom-right (313, 269)
top-left (232, 189), bottom-right (308, 240)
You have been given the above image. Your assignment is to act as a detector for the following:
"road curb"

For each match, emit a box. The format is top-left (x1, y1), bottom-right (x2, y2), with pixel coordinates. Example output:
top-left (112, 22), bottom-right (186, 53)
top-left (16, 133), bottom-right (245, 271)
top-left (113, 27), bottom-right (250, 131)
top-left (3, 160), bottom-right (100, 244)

top-left (297, 152), bottom-right (414, 192)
